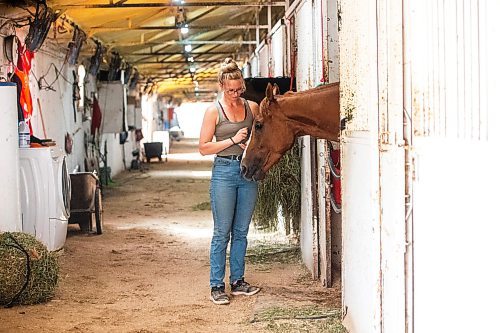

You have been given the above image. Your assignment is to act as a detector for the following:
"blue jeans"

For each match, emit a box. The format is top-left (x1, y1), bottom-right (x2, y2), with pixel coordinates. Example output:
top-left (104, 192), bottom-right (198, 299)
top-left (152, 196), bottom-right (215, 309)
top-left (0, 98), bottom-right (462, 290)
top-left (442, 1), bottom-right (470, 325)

top-left (209, 157), bottom-right (258, 288)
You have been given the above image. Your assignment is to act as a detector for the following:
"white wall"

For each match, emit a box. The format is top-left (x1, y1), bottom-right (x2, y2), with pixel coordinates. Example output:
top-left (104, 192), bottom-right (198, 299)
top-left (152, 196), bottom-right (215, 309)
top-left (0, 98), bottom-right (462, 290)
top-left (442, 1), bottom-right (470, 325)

top-left (141, 94), bottom-right (160, 143)
top-left (270, 22), bottom-right (286, 77)
top-left (28, 52), bottom-right (84, 173)
top-left (250, 55), bottom-right (259, 77)
top-left (0, 22), bottom-right (138, 186)
top-left (258, 44), bottom-right (269, 77)
top-left (99, 132), bottom-right (136, 178)
top-left (175, 102), bottom-right (210, 139)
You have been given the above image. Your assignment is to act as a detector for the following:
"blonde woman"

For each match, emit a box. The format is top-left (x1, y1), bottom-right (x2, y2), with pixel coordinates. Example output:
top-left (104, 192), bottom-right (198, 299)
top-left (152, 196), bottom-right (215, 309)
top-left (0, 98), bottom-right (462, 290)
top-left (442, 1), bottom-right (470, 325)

top-left (199, 58), bottom-right (260, 305)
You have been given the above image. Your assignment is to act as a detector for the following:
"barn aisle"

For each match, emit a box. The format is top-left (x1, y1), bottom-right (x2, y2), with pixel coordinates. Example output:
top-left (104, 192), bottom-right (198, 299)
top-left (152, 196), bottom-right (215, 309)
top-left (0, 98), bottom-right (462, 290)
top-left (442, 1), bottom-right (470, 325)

top-left (0, 138), bottom-right (342, 333)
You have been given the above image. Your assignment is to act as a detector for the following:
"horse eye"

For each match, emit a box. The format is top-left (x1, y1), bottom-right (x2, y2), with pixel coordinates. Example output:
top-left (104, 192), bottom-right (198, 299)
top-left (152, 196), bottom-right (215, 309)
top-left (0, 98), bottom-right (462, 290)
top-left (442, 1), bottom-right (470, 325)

top-left (255, 122), bottom-right (263, 130)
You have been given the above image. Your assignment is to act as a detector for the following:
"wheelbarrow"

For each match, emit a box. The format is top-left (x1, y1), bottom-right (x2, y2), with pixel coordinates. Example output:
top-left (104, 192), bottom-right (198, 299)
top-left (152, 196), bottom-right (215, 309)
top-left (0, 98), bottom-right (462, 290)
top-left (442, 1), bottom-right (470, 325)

top-left (68, 172), bottom-right (103, 234)
top-left (143, 142), bottom-right (163, 163)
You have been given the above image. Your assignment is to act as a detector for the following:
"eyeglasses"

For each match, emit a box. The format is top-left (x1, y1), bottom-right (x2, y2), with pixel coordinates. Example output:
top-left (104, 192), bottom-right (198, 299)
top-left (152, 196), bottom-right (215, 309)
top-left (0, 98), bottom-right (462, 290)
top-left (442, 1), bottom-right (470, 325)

top-left (224, 87), bottom-right (245, 95)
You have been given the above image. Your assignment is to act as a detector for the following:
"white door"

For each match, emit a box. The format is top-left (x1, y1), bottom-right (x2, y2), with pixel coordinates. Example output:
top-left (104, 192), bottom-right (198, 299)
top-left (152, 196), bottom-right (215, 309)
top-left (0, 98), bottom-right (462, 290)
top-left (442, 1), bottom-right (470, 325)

top-left (377, 0), bottom-right (406, 331)
top-left (317, 0), bottom-right (340, 287)
top-left (340, 0), bottom-right (406, 332)
top-left (339, 0), bottom-right (382, 330)
top-left (295, 0), bottom-right (319, 276)
top-left (404, 1), bottom-right (500, 332)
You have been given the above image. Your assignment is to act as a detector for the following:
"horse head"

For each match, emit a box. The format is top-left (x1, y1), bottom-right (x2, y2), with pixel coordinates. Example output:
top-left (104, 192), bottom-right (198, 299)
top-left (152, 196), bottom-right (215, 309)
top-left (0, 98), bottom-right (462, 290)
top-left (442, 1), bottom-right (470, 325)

top-left (241, 83), bottom-right (296, 181)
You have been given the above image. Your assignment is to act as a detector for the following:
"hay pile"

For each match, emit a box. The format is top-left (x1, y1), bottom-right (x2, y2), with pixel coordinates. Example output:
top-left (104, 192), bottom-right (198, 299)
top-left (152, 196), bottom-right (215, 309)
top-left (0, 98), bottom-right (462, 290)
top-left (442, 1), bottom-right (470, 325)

top-left (253, 142), bottom-right (301, 234)
top-left (0, 232), bottom-right (59, 307)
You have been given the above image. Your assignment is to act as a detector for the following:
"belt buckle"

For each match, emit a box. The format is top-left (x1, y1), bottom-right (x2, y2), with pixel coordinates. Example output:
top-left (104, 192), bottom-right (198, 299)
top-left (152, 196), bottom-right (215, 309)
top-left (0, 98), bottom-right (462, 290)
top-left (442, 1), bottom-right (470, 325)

top-left (235, 155), bottom-right (242, 161)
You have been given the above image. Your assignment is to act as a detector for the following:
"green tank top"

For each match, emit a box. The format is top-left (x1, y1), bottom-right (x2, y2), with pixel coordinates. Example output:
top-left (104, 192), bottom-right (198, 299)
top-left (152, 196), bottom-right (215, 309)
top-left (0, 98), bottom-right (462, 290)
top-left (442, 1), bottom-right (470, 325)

top-left (215, 98), bottom-right (253, 156)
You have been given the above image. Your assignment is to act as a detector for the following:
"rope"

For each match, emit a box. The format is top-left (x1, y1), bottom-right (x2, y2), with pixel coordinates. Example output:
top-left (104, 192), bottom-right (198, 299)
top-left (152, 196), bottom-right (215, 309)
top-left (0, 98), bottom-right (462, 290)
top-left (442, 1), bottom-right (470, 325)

top-left (3, 234), bottom-right (32, 308)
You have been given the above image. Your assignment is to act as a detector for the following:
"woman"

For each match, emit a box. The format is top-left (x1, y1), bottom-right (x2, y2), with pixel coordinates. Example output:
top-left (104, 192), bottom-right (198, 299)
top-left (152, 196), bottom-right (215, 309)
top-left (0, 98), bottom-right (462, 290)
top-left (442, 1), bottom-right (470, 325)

top-left (199, 58), bottom-right (260, 305)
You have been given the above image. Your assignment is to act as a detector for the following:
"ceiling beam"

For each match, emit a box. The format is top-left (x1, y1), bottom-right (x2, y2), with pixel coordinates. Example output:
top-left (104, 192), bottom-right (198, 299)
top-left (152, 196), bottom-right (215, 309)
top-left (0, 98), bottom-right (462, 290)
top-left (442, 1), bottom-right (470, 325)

top-left (90, 24), bottom-right (268, 33)
top-left (110, 39), bottom-right (257, 47)
top-left (130, 59), bottom-right (223, 68)
top-left (134, 60), bottom-right (221, 64)
top-left (59, 2), bottom-right (285, 9)
top-left (123, 51), bottom-right (242, 56)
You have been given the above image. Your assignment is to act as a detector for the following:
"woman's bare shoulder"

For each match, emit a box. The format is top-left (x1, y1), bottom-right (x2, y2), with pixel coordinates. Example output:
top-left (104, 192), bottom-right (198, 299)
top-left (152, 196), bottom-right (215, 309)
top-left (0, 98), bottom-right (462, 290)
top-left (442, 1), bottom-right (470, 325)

top-left (204, 103), bottom-right (219, 116)
top-left (202, 103), bottom-right (220, 124)
top-left (246, 100), bottom-right (259, 115)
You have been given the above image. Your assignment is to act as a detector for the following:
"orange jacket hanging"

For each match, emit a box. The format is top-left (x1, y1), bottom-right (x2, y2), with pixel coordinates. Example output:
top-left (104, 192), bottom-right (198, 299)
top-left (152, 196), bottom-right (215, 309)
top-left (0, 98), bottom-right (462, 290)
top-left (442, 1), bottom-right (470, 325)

top-left (15, 41), bottom-right (35, 134)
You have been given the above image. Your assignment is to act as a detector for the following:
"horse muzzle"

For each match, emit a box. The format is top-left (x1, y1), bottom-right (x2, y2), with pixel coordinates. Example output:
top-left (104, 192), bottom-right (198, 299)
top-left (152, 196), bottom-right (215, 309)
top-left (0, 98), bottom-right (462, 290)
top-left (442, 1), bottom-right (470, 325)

top-left (240, 162), bottom-right (265, 181)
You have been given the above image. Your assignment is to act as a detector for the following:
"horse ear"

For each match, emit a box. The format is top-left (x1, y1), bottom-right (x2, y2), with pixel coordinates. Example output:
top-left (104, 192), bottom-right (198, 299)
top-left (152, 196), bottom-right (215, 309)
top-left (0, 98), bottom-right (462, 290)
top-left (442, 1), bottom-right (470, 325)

top-left (265, 83), bottom-right (275, 101)
top-left (272, 83), bottom-right (280, 96)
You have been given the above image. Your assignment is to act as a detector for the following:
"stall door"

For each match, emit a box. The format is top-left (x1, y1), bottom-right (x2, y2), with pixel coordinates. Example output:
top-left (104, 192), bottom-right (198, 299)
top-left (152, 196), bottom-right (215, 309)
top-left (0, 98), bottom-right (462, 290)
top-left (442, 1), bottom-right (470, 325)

top-left (339, 0), bottom-right (382, 331)
top-left (339, 0), bottom-right (406, 332)
top-left (404, 1), bottom-right (500, 332)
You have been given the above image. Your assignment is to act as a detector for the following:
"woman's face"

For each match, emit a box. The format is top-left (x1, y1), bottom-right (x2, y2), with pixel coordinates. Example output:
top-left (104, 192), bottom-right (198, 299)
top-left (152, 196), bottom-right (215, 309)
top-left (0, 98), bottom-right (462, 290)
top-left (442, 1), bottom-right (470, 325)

top-left (222, 79), bottom-right (245, 100)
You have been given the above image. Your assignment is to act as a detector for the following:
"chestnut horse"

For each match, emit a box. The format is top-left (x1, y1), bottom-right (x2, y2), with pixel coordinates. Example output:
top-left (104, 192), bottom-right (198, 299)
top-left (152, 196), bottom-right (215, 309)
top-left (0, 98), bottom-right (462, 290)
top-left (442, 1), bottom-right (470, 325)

top-left (241, 82), bottom-right (340, 181)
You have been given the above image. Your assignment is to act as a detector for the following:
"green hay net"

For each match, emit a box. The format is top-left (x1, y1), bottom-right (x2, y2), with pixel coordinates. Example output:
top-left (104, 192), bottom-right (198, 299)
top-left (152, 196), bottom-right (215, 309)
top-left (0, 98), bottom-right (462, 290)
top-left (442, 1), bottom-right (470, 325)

top-left (0, 232), bottom-right (59, 307)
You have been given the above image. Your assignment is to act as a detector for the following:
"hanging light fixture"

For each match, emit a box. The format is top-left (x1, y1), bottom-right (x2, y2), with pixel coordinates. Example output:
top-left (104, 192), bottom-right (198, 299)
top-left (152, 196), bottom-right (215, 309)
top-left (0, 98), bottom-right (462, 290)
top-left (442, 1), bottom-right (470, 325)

top-left (184, 44), bottom-right (192, 52)
top-left (180, 24), bottom-right (189, 35)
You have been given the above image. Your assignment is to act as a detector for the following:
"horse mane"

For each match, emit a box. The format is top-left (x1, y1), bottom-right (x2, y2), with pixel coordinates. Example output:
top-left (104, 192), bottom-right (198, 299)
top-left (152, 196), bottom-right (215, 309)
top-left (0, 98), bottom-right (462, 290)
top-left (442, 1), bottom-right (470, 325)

top-left (275, 82), bottom-right (338, 103)
top-left (279, 82), bottom-right (338, 98)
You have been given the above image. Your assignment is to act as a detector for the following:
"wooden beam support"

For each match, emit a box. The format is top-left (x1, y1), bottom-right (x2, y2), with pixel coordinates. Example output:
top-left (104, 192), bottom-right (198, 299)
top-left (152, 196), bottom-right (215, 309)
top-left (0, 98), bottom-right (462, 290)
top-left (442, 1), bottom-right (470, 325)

top-left (58, 2), bottom-right (286, 9)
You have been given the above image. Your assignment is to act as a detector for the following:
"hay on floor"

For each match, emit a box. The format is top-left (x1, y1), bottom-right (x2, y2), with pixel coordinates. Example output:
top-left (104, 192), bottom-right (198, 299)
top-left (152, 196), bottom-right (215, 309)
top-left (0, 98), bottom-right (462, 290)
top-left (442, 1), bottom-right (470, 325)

top-left (0, 232), bottom-right (59, 307)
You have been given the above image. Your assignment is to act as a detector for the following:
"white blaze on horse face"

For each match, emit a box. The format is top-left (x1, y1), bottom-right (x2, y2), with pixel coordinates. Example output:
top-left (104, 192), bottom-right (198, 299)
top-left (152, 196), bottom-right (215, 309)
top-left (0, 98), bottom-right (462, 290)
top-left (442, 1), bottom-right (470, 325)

top-left (242, 129), bottom-right (253, 159)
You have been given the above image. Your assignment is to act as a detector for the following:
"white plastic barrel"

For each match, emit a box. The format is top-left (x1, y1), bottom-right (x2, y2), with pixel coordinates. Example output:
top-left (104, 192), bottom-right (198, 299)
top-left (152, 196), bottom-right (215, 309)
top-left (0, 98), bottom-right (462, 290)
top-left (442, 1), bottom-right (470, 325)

top-left (0, 82), bottom-right (22, 232)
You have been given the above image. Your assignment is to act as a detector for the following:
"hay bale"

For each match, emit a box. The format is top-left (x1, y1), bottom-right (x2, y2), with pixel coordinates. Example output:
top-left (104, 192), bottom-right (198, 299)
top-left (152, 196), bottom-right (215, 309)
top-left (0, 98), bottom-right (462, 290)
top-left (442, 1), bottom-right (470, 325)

top-left (0, 232), bottom-right (59, 307)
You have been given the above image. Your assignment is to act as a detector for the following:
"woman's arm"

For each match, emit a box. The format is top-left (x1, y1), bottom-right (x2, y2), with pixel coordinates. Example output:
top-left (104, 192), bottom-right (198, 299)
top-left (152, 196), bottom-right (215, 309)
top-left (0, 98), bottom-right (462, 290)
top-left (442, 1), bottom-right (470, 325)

top-left (198, 105), bottom-right (235, 155)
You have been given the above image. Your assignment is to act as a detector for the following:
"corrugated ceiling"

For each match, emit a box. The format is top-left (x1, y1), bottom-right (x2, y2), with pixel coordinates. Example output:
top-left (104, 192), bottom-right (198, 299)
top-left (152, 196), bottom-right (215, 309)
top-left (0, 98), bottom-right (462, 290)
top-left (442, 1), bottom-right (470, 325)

top-left (43, 0), bottom-right (286, 101)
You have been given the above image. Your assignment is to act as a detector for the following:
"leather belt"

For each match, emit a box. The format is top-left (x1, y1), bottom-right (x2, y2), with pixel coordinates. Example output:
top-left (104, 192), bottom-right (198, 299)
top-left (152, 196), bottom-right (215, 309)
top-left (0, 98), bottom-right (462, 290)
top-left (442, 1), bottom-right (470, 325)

top-left (217, 155), bottom-right (243, 161)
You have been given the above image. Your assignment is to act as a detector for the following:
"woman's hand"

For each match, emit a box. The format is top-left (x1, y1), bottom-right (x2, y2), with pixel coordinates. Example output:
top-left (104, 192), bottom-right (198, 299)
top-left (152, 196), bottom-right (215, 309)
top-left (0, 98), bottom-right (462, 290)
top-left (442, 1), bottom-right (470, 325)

top-left (232, 127), bottom-right (248, 144)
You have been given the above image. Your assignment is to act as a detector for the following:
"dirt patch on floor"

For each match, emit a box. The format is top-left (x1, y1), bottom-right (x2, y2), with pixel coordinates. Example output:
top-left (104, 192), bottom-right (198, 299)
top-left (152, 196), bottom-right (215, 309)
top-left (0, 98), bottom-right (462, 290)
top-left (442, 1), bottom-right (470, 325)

top-left (0, 139), bottom-right (342, 333)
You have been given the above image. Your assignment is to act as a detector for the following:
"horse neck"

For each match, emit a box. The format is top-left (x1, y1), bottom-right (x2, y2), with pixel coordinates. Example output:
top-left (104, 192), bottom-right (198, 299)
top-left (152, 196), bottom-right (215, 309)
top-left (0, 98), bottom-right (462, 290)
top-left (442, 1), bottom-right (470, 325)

top-left (278, 84), bottom-right (339, 141)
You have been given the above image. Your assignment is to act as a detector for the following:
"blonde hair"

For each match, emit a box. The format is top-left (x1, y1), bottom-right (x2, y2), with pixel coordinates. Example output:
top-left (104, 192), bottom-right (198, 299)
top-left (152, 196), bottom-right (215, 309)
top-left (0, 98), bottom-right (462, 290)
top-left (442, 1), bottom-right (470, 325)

top-left (218, 58), bottom-right (244, 87)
